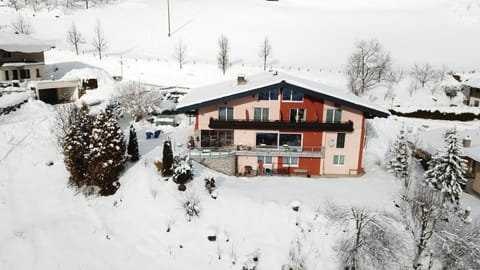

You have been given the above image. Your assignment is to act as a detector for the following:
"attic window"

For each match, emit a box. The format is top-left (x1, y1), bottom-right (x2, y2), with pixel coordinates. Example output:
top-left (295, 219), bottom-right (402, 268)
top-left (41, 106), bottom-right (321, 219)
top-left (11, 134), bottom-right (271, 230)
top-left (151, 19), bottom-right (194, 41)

top-left (1, 51), bottom-right (11, 58)
top-left (237, 74), bottom-right (246, 85)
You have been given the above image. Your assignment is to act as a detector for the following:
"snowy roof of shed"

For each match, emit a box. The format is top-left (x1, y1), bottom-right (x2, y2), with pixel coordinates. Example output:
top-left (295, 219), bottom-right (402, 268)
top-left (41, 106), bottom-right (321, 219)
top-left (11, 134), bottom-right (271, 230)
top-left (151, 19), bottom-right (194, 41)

top-left (176, 71), bottom-right (389, 118)
top-left (420, 127), bottom-right (480, 162)
top-left (0, 32), bottom-right (53, 53)
top-left (464, 77), bottom-right (480, 89)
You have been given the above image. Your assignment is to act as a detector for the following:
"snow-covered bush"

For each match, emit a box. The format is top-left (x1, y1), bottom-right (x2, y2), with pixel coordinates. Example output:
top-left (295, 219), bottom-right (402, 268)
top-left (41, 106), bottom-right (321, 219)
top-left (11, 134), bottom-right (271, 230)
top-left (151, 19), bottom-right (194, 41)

top-left (181, 193), bottom-right (200, 221)
top-left (204, 177), bottom-right (216, 194)
top-left (281, 238), bottom-right (306, 270)
top-left (172, 156), bottom-right (194, 185)
top-left (114, 81), bottom-right (163, 121)
top-left (162, 140), bottom-right (173, 177)
top-left (242, 250), bottom-right (260, 270)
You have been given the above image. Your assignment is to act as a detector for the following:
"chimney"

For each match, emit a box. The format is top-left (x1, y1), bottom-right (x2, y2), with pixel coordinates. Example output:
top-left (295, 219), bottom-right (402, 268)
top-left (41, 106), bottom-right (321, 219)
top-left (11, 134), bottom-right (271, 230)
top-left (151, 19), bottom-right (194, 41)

top-left (237, 74), bottom-right (246, 85)
top-left (463, 136), bottom-right (472, 148)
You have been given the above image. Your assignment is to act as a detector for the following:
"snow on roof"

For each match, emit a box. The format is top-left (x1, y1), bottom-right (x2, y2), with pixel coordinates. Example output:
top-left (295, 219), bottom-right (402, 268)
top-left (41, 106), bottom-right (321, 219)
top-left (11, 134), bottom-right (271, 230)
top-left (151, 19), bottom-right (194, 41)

top-left (0, 32), bottom-right (53, 53)
top-left (1, 62), bottom-right (44, 67)
top-left (420, 127), bottom-right (480, 162)
top-left (464, 76), bottom-right (480, 88)
top-left (176, 71), bottom-right (389, 117)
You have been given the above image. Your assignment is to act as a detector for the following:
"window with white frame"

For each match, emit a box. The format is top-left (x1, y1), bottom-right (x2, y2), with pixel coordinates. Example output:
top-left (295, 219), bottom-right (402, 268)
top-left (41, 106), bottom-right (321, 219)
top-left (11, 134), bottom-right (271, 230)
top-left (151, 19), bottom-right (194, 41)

top-left (258, 89), bottom-right (279, 101)
top-left (326, 109), bottom-right (342, 123)
top-left (218, 106), bottom-right (234, 120)
top-left (257, 155), bottom-right (273, 164)
top-left (254, 107), bottom-right (269, 121)
top-left (289, 108), bottom-right (306, 122)
top-left (283, 156), bottom-right (299, 166)
top-left (333, 155), bottom-right (345, 165)
top-left (282, 88), bottom-right (303, 102)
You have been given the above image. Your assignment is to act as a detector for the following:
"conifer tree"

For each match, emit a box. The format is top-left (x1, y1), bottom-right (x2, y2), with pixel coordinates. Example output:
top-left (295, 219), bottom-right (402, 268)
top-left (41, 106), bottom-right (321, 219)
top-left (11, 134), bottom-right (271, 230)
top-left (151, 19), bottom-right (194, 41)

top-left (127, 125), bottom-right (140, 162)
top-left (424, 131), bottom-right (467, 205)
top-left (63, 103), bottom-right (94, 188)
top-left (86, 110), bottom-right (126, 195)
top-left (387, 126), bottom-right (411, 186)
top-left (162, 139), bottom-right (174, 177)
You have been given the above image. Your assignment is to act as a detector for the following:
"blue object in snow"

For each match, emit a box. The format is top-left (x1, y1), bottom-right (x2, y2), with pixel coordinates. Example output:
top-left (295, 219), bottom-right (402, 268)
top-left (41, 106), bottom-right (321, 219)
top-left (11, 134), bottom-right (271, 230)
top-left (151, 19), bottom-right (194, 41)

top-left (146, 131), bottom-right (153, 139)
top-left (154, 130), bottom-right (161, 138)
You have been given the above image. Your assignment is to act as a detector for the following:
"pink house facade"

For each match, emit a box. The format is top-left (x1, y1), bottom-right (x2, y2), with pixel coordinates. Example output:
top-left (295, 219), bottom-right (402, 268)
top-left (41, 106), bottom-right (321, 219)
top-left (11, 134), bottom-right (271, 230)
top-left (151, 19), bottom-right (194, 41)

top-left (176, 72), bottom-right (389, 176)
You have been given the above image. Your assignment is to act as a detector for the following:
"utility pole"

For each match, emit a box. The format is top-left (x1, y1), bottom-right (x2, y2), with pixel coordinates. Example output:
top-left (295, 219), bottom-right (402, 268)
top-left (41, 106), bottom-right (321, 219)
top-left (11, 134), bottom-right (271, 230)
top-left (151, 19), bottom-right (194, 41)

top-left (167, 0), bottom-right (171, 37)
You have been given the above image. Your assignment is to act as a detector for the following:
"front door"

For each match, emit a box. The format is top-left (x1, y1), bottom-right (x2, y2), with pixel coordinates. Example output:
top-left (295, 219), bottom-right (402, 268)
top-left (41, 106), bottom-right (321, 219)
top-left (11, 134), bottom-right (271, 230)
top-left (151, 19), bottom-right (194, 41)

top-left (12, 70), bottom-right (18, 80)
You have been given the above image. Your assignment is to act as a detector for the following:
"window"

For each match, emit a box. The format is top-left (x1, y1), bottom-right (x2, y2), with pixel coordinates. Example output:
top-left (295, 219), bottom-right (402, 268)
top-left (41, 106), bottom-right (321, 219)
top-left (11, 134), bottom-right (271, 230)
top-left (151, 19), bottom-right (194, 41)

top-left (282, 88), bottom-right (303, 101)
top-left (290, 108), bottom-right (306, 122)
top-left (4, 71), bottom-right (9, 81)
top-left (336, 133), bottom-right (345, 148)
top-left (475, 100), bottom-right (480, 107)
top-left (333, 155), bottom-right (345, 165)
top-left (20, 69), bottom-right (30, 79)
top-left (200, 130), bottom-right (233, 147)
top-left (258, 156), bottom-right (273, 164)
top-left (279, 133), bottom-right (302, 148)
top-left (218, 107), bottom-right (233, 120)
top-left (283, 156), bottom-right (299, 166)
top-left (256, 133), bottom-right (278, 148)
top-left (326, 109), bottom-right (342, 123)
top-left (36, 69), bottom-right (41, 78)
top-left (254, 108), bottom-right (269, 121)
top-left (12, 70), bottom-right (18, 80)
top-left (258, 89), bottom-right (279, 100)
top-left (1, 51), bottom-right (11, 58)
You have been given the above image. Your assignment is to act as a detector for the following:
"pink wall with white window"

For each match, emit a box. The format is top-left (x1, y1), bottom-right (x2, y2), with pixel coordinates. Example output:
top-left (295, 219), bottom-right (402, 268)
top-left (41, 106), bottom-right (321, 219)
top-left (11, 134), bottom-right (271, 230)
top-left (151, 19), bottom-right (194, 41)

top-left (321, 101), bottom-right (364, 175)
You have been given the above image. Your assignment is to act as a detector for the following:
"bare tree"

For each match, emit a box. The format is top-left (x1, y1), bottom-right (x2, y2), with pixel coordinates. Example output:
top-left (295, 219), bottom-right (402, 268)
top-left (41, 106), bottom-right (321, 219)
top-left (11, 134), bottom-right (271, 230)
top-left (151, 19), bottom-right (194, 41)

top-left (115, 81), bottom-right (163, 121)
top-left (92, 20), bottom-right (107, 60)
top-left (411, 63), bottom-right (438, 88)
top-left (67, 22), bottom-right (85, 56)
top-left (325, 203), bottom-right (406, 270)
top-left (9, 0), bottom-right (22, 11)
top-left (173, 40), bottom-right (187, 69)
top-left (217, 34), bottom-right (230, 75)
top-left (10, 14), bottom-right (33, 35)
top-left (259, 36), bottom-right (272, 71)
top-left (346, 39), bottom-right (392, 96)
top-left (397, 186), bottom-right (447, 269)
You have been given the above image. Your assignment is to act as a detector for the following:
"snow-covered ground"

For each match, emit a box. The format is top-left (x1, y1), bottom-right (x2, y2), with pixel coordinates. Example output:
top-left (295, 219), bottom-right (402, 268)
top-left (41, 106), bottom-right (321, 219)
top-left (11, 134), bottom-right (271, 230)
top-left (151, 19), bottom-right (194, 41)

top-left (1, 0), bottom-right (480, 269)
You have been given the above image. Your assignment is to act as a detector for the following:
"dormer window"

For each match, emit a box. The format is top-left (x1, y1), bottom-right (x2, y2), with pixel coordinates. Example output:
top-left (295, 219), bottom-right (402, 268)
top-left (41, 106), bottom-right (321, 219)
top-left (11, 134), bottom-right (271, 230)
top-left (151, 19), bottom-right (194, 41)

top-left (1, 51), bottom-right (11, 58)
top-left (282, 88), bottom-right (303, 102)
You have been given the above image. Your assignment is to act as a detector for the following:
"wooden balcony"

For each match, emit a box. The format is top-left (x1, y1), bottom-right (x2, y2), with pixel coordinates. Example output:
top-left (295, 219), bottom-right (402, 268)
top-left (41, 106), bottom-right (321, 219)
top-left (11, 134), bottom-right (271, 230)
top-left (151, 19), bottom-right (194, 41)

top-left (208, 118), bottom-right (354, 132)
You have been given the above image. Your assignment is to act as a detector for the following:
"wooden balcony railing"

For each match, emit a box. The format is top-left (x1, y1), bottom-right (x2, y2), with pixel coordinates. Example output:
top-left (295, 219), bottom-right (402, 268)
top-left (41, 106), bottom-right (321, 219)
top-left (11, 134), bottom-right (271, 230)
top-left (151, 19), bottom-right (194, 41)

top-left (208, 118), bottom-right (354, 132)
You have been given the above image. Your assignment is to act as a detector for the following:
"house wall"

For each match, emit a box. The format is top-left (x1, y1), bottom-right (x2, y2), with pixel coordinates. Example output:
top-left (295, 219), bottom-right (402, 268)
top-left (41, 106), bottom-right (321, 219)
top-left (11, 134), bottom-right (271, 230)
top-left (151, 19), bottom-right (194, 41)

top-left (473, 164), bottom-right (480, 194)
top-left (322, 101), bottom-right (364, 175)
top-left (196, 94), bottom-right (280, 130)
top-left (0, 64), bottom-right (45, 81)
top-left (0, 50), bottom-right (45, 65)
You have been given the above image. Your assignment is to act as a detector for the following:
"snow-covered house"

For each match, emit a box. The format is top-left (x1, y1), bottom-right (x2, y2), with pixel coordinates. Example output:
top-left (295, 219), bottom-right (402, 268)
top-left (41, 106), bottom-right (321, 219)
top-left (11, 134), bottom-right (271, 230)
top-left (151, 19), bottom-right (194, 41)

top-left (420, 128), bottom-right (480, 196)
top-left (462, 77), bottom-right (480, 107)
top-left (0, 32), bottom-right (53, 82)
top-left (176, 71), bottom-right (389, 176)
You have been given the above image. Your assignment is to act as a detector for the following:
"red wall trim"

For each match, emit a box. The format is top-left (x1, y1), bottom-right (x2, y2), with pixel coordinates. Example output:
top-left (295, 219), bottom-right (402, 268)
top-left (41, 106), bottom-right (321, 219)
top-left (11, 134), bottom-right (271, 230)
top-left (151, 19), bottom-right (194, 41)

top-left (356, 115), bottom-right (366, 175)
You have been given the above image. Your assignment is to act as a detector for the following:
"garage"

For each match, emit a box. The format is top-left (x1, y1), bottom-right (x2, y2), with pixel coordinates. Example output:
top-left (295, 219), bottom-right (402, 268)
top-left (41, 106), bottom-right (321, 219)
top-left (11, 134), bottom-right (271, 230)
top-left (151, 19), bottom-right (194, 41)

top-left (35, 80), bottom-right (80, 105)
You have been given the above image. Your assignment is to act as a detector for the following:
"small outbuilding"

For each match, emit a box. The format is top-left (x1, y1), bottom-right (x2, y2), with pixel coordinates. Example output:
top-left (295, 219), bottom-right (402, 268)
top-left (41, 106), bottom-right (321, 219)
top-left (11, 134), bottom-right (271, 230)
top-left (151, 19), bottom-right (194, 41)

top-left (35, 80), bottom-right (80, 105)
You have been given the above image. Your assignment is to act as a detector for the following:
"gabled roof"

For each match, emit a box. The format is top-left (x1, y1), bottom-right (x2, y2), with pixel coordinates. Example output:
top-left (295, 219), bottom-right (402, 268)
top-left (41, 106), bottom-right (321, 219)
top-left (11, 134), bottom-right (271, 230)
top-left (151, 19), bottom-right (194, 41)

top-left (420, 127), bottom-right (480, 162)
top-left (176, 71), bottom-right (389, 118)
top-left (0, 32), bottom-right (53, 53)
top-left (464, 77), bottom-right (480, 89)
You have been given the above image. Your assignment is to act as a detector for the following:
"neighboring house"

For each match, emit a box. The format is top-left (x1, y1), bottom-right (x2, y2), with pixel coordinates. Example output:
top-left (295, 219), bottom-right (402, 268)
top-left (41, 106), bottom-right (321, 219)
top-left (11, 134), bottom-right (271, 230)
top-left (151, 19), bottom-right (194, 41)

top-left (176, 71), bottom-right (389, 176)
top-left (420, 128), bottom-right (480, 196)
top-left (0, 32), bottom-right (53, 82)
top-left (0, 32), bottom-right (81, 105)
top-left (462, 77), bottom-right (480, 107)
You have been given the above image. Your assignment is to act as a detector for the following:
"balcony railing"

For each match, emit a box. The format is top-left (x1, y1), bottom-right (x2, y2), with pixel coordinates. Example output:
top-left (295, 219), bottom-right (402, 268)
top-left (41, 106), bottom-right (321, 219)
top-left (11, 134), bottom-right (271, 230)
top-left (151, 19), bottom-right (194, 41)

top-left (208, 118), bottom-right (354, 132)
top-left (189, 145), bottom-right (325, 159)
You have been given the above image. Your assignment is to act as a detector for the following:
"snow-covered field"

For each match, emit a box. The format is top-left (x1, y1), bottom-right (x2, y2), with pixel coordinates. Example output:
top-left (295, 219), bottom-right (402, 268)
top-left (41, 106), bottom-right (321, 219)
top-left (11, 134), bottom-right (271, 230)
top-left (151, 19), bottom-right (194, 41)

top-left (2, 0), bottom-right (480, 269)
